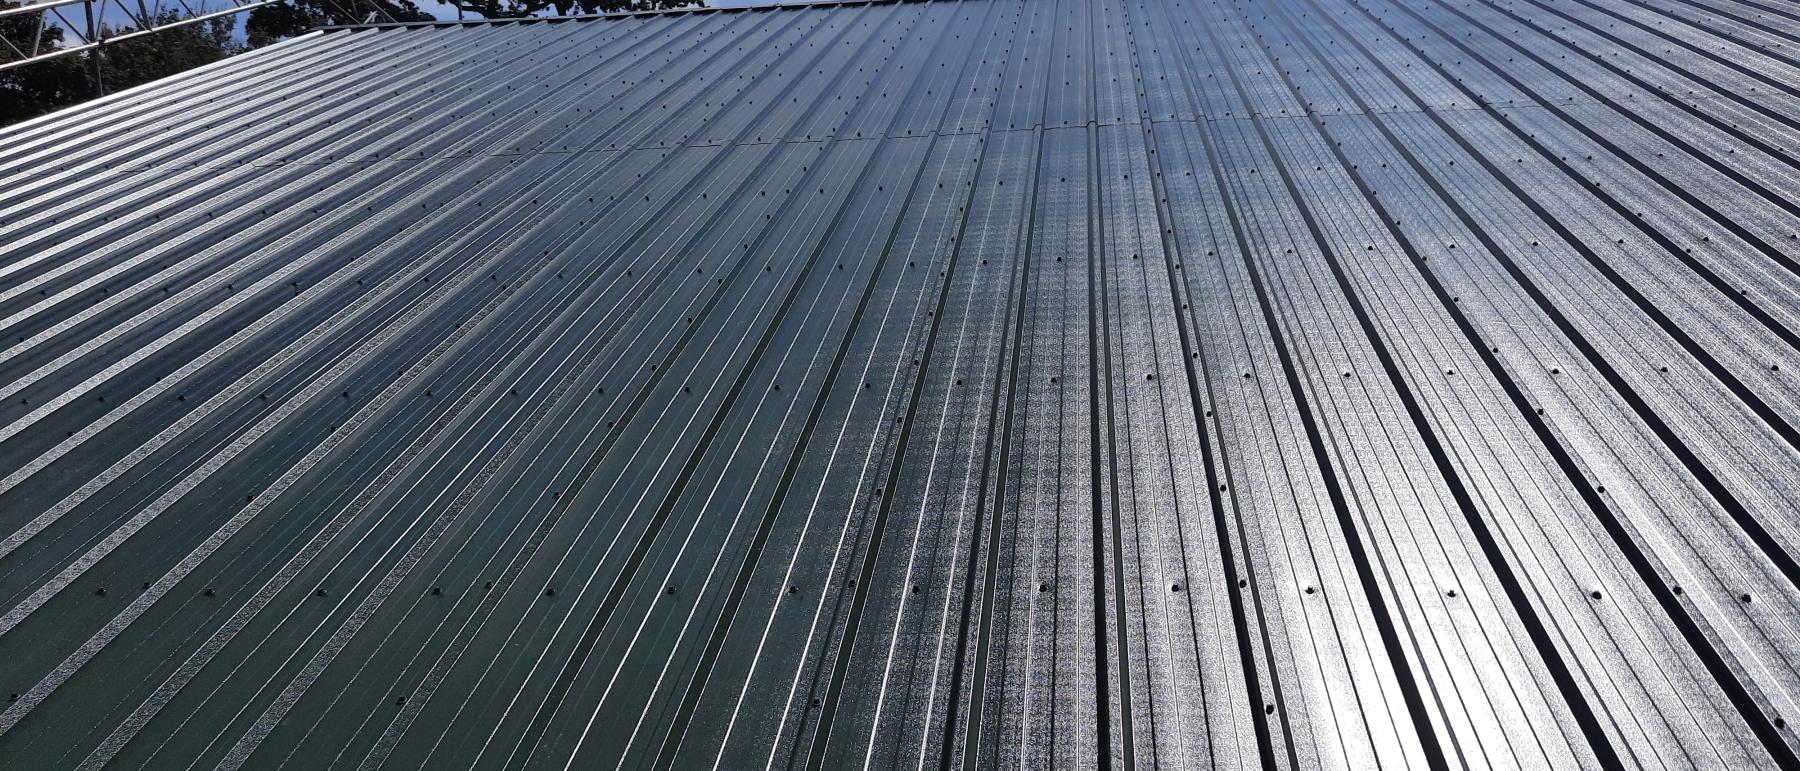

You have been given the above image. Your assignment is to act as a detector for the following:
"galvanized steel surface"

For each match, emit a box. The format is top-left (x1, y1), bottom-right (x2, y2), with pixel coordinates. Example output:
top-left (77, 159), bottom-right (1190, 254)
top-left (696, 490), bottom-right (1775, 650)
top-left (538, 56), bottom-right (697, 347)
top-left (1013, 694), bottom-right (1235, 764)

top-left (2, 0), bottom-right (1800, 767)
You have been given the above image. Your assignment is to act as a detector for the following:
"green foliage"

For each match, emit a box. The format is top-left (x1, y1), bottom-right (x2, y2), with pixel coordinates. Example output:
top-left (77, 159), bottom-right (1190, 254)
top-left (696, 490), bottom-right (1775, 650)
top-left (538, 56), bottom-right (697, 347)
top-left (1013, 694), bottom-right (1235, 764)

top-left (443, 0), bottom-right (702, 22)
top-left (0, 6), bottom-right (89, 125)
top-left (0, 0), bottom-right (704, 126)
top-left (246, 0), bottom-right (433, 47)
top-left (104, 11), bottom-right (242, 83)
top-left (1, 3), bottom-right (243, 126)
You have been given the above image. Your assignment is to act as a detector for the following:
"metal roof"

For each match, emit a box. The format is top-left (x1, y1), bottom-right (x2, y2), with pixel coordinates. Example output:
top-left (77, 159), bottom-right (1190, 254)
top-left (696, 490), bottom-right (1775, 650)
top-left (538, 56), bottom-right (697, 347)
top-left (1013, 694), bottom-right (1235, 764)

top-left (3, 0), bottom-right (1800, 767)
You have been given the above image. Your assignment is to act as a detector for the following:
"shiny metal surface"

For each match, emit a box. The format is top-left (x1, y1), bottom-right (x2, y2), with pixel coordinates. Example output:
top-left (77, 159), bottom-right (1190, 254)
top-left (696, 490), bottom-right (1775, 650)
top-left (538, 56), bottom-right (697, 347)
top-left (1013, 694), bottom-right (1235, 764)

top-left (3, 0), bottom-right (1800, 767)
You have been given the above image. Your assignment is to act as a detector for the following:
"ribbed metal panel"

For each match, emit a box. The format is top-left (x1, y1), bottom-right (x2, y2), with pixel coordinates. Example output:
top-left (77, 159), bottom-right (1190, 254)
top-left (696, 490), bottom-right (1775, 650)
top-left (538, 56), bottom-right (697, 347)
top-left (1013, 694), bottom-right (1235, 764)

top-left (2, 0), bottom-right (1799, 767)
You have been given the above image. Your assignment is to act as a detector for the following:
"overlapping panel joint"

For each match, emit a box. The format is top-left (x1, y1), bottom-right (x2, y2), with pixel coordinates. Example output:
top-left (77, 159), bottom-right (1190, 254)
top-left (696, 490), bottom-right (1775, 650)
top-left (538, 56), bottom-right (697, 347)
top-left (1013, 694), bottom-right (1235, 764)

top-left (2, 0), bottom-right (1799, 767)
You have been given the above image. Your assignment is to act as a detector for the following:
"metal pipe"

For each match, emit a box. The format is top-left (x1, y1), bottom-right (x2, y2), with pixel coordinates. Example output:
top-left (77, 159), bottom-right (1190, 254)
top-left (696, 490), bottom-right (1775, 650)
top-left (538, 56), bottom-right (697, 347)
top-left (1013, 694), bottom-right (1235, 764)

top-left (85, 0), bottom-right (102, 97)
top-left (0, 0), bottom-right (114, 21)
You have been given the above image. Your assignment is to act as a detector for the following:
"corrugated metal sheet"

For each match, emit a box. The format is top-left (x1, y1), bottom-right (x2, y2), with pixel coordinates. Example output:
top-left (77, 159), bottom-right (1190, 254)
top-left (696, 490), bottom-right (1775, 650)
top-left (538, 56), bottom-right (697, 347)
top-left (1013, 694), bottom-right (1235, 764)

top-left (2, 0), bottom-right (1800, 766)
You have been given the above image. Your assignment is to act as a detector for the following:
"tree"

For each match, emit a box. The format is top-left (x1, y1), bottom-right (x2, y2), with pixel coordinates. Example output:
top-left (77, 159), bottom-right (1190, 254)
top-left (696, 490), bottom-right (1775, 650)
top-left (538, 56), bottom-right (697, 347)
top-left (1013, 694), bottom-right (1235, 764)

top-left (2, 0), bottom-right (706, 127)
top-left (246, 0), bottom-right (434, 47)
top-left (3, 4), bottom-right (242, 126)
top-left (101, 11), bottom-right (242, 84)
top-left (1, 5), bottom-right (91, 125)
top-left (441, 0), bottom-right (702, 22)
top-left (3, 0), bottom-right (443, 124)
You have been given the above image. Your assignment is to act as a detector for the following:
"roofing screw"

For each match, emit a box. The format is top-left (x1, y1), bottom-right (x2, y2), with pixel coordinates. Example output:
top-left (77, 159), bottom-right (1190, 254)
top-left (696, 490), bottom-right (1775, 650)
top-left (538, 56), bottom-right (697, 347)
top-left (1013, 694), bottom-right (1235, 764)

top-left (1305, 586), bottom-right (1316, 595)
top-left (1741, 593), bottom-right (1754, 603)
top-left (143, 582), bottom-right (151, 589)
top-left (1039, 583), bottom-right (1049, 592)
top-left (205, 589), bottom-right (215, 596)
top-left (316, 588), bottom-right (327, 597)
top-left (546, 587), bottom-right (555, 596)
top-left (788, 586), bottom-right (799, 594)
top-left (432, 587), bottom-right (442, 595)
top-left (1171, 584), bottom-right (1182, 592)
top-left (1238, 579), bottom-right (1248, 588)
top-left (1672, 585), bottom-right (1684, 595)
top-left (485, 581), bottom-right (494, 589)
top-left (666, 586), bottom-right (677, 595)
top-left (1446, 589), bottom-right (1458, 597)
top-left (95, 587), bottom-right (106, 596)
top-left (911, 585), bottom-right (921, 594)
top-left (1590, 589), bottom-right (1603, 600)
top-left (1264, 704), bottom-right (1276, 715)
top-left (397, 697), bottom-right (407, 705)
